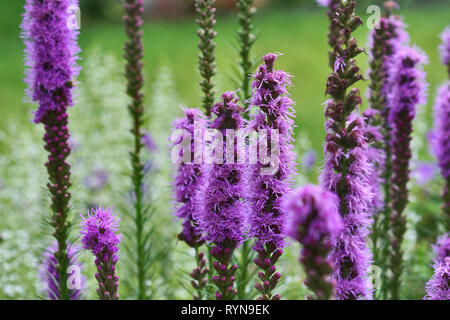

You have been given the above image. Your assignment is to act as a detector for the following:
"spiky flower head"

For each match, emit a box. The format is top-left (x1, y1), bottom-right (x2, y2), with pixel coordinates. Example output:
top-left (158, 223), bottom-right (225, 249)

top-left (21, 0), bottom-right (80, 123)
top-left (440, 26), bottom-right (450, 67)
top-left (80, 206), bottom-right (121, 256)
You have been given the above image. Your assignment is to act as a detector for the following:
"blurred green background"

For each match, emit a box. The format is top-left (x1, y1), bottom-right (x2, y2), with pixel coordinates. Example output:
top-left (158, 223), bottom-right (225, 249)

top-left (0, 0), bottom-right (449, 300)
top-left (1, 0), bottom-right (449, 154)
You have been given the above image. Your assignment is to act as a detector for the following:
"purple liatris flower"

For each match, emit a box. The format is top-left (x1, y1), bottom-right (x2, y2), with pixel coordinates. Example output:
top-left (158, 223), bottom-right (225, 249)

top-left (80, 206), bottom-right (121, 300)
top-left (248, 53), bottom-right (296, 300)
top-left (196, 92), bottom-right (248, 300)
top-left (439, 26), bottom-right (450, 70)
top-left (21, 0), bottom-right (80, 300)
top-left (424, 233), bottom-right (450, 300)
top-left (388, 45), bottom-right (428, 299)
top-left (320, 1), bottom-right (373, 300)
top-left (172, 108), bottom-right (206, 247)
top-left (285, 185), bottom-right (343, 300)
top-left (433, 82), bottom-right (450, 230)
top-left (21, 0), bottom-right (80, 123)
top-left (39, 242), bottom-right (84, 300)
top-left (171, 108), bottom-right (209, 299)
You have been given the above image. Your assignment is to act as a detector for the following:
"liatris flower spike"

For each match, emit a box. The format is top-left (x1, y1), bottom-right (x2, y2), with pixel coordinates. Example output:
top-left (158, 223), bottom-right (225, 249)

top-left (388, 46), bottom-right (428, 299)
top-left (433, 82), bottom-right (450, 230)
top-left (236, 0), bottom-right (256, 109)
top-left (365, 5), bottom-right (409, 299)
top-left (123, 0), bottom-right (149, 300)
top-left (196, 92), bottom-right (248, 300)
top-left (21, 0), bottom-right (80, 300)
top-left (285, 185), bottom-right (343, 300)
top-left (424, 233), bottom-right (450, 300)
top-left (439, 26), bottom-right (450, 76)
top-left (248, 53), bottom-right (296, 300)
top-left (171, 108), bottom-right (208, 299)
top-left (40, 242), bottom-right (84, 300)
top-left (80, 206), bottom-right (121, 300)
top-left (195, 0), bottom-right (217, 116)
top-left (320, 0), bottom-right (374, 300)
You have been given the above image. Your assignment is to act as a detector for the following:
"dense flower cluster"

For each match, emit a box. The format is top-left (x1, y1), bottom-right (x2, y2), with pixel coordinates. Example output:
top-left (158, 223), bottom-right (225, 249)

top-left (21, 0), bottom-right (80, 123)
top-left (433, 82), bottom-right (450, 229)
top-left (320, 0), bottom-right (374, 300)
top-left (424, 233), bottom-right (450, 300)
top-left (21, 0), bottom-right (80, 300)
top-left (172, 108), bottom-right (206, 247)
top-left (285, 185), bottom-right (343, 300)
top-left (439, 26), bottom-right (450, 68)
top-left (248, 53), bottom-right (296, 300)
top-left (80, 206), bottom-right (121, 300)
top-left (39, 242), bottom-right (84, 300)
top-left (388, 45), bottom-right (428, 299)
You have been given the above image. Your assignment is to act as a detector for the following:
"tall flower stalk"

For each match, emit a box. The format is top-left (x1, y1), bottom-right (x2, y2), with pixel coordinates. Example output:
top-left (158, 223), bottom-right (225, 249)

top-left (235, 0), bottom-right (257, 299)
top-left (171, 108), bottom-right (208, 300)
top-left (433, 82), bottom-right (450, 232)
top-left (285, 185), bottom-right (343, 300)
top-left (21, 0), bottom-right (80, 300)
top-left (81, 206), bottom-right (121, 300)
top-left (123, 0), bottom-right (150, 299)
top-left (388, 46), bottom-right (428, 299)
top-left (196, 92), bottom-right (248, 300)
top-left (435, 26), bottom-right (450, 231)
top-left (196, 0), bottom-right (217, 116)
top-left (365, 3), bottom-right (409, 299)
top-left (236, 0), bottom-right (256, 108)
top-left (320, 0), bottom-right (374, 300)
top-left (248, 53), bottom-right (296, 300)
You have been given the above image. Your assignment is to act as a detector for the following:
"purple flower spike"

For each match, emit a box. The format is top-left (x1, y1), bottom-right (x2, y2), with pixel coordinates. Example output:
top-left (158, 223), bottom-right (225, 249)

top-left (40, 242), bottom-right (84, 300)
top-left (80, 206), bottom-right (121, 300)
top-left (21, 0), bottom-right (80, 123)
top-left (171, 108), bottom-right (209, 299)
top-left (320, 1), bottom-right (373, 300)
top-left (439, 26), bottom-right (450, 69)
top-left (388, 45), bottom-right (428, 299)
top-left (172, 108), bottom-right (206, 248)
top-left (434, 81), bottom-right (450, 229)
top-left (21, 0), bottom-right (80, 300)
top-left (196, 92), bottom-right (248, 300)
top-left (424, 233), bottom-right (450, 300)
top-left (248, 53), bottom-right (296, 300)
top-left (285, 185), bottom-right (343, 300)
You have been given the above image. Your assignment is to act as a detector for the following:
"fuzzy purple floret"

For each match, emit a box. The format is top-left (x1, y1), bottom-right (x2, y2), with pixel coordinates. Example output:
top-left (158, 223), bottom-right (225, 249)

top-left (424, 233), bottom-right (450, 300)
top-left (286, 185), bottom-right (342, 246)
top-left (21, 0), bottom-right (80, 123)
top-left (388, 46), bottom-right (428, 124)
top-left (433, 82), bottom-right (450, 180)
top-left (80, 206), bottom-right (121, 256)
top-left (248, 53), bottom-right (296, 251)
top-left (39, 242), bottom-right (84, 300)
top-left (321, 114), bottom-right (375, 300)
top-left (196, 92), bottom-right (248, 246)
top-left (172, 108), bottom-right (206, 246)
top-left (440, 26), bottom-right (450, 66)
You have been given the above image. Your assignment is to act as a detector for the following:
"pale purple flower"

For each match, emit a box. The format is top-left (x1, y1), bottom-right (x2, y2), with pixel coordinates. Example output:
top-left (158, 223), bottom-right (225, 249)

top-left (439, 26), bottom-right (450, 66)
top-left (39, 242), bottom-right (84, 300)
